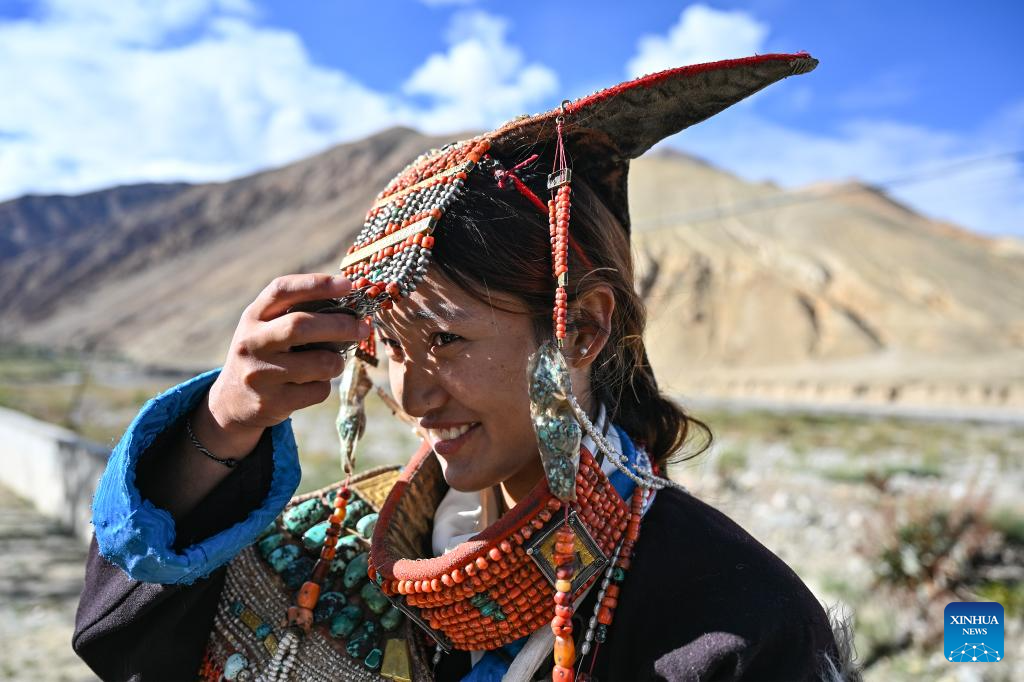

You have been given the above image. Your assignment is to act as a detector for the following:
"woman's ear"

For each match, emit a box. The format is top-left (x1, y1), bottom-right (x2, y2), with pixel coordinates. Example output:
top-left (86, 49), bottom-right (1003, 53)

top-left (570, 284), bottom-right (615, 368)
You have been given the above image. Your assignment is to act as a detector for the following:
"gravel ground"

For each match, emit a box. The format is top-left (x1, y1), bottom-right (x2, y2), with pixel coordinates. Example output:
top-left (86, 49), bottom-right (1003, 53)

top-left (0, 485), bottom-right (94, 681)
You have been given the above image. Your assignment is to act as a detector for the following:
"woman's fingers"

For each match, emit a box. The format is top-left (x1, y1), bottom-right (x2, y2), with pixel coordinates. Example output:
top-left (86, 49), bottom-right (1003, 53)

top-left (248, 273), bottom-right (353, 321)
top-left (280, 380), bottom-right (334, 412)
top-left (257, 310), bottom-right (371, 351)
top-left (268, 350), bottom-right (346, 385)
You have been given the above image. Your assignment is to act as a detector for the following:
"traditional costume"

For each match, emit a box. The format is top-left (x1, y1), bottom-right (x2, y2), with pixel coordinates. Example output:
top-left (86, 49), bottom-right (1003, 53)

top-left (74, 54), bottom-right (856, 681)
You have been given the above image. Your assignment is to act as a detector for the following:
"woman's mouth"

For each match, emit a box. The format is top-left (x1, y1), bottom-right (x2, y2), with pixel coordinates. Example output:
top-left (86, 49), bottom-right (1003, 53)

top-left (427, 422), bottom-right (480, 456)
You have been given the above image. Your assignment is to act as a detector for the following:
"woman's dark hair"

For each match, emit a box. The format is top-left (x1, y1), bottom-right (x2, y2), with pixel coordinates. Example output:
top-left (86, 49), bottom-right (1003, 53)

top-left (431, 158), bottom-right (711, 469)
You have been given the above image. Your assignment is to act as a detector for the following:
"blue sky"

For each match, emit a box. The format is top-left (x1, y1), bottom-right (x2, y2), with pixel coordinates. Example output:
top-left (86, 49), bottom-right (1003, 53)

top-left (1, 0), bottom-right (1021, 235)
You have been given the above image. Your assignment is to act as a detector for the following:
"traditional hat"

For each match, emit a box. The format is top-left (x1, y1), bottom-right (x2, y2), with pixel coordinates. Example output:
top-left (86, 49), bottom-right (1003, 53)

top-left (328, 52), bottom-right (817, 361)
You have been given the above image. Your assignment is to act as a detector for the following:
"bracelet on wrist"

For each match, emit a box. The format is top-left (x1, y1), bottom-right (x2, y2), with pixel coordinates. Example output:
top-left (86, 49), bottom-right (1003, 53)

top-left (185, 417), bottom-right (239, 469)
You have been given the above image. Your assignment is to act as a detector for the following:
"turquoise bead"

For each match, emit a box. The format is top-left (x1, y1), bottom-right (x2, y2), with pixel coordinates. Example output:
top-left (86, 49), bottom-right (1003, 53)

top-left (330, 605), bottom-right (363, 639)
top-left (612, 566), bottom-right (626, 582)
top-left (327, 556), bottom-right (348, 583)
top-left (364, 648), bottom-right (383, 670)
top-left (344, 552), bottom-right (370, 590)
top-left (342, 500), bottom-right (370, 530)
top-left (223, 653), bottom-right (248, 680)
top-left (360, 581), bottom-right (389, 615)
top-left (314, 591), bottom-right (348, 624)
top-left (267, 545), bottom-right (300, 573)
top-left (336, 535), bottom-right (364, 562)
top-left (355, 512), bottom-right (379, 538)
top-left (255, 623), bottom-right (272, 639)
top-left (281, 556), bottom-right (315, 590)
top-left (258, 533), bottom-right (285, 558)
top-left (346, 622), bottom-right (378, 659)
top-left (302, 521), bottom-right (329, 551)
top-left (283, 498), bottom-right (328, 536)
top-left (380, 606), bottom-right (403, 632)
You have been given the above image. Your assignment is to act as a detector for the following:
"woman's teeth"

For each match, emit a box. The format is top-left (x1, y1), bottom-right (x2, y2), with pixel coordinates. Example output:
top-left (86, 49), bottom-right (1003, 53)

top-left (430, 424), bottom-right (474, 441)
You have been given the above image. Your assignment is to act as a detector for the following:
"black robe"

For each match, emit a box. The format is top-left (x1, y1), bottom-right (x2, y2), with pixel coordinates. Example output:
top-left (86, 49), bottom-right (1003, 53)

top-left (73, 426), bottom-right (839, 681)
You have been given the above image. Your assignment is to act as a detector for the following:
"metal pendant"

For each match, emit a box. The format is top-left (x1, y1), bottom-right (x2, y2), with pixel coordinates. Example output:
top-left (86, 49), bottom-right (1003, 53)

top-left (527, 341), bottom-right (582, 502)
top-left (524, 509), bottom-right (608, 594)
top-left (336, 355), bottom-right (373, 477)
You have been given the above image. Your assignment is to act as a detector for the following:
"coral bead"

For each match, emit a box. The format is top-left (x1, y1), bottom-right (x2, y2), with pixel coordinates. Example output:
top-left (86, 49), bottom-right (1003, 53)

top-left (552, 665), bottom-right (574, 682)
top-left (296, 581), bottom-right (321, 610)
top-left (553, 636), bottom-right (576, 667)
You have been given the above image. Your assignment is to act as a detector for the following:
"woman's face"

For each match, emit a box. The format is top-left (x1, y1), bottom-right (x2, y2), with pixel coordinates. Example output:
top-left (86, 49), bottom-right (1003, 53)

top-left (375, 271), bottom-right (544, 497)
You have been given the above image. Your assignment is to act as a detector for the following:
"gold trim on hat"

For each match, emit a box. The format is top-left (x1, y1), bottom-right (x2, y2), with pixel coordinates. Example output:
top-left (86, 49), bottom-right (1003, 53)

top-left (370, 160), bottom-right (475, 211)
top-left (339, 216), bottom-right (436, 269)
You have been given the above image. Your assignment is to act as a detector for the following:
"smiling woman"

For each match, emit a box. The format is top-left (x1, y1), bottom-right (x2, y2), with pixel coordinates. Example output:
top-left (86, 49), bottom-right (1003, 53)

top-left (73, 55), bottom-right (858, 682)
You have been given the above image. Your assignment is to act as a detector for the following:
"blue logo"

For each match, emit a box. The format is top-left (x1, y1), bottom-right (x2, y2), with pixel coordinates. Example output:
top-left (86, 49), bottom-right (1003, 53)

top-left (944, 602), bottom-right (1004, 663)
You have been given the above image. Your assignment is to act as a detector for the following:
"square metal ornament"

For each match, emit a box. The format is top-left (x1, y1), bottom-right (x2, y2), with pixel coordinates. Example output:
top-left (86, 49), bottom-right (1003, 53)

top-left (524, 510), bottom-right (608, 594)
top-left (547, 167), bottom-right (572, 190)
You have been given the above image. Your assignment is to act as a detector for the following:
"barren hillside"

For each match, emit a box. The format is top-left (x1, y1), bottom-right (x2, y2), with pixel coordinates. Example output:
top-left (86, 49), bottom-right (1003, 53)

top-left (1, 128), bottom-right (1021, 411)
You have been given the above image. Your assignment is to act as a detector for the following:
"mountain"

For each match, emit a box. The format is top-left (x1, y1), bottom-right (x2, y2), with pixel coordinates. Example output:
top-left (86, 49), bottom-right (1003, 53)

top-left (0, 127), bottom-right (454, 364)
top-left (628, 155), bottom-right (1024, 409)
top-left (1, 127), bottom-right (1021, 411)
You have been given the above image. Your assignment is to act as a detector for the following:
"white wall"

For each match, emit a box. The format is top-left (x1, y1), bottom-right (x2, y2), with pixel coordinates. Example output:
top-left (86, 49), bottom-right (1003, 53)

top-left (0, 406), bottom-right (109, 544)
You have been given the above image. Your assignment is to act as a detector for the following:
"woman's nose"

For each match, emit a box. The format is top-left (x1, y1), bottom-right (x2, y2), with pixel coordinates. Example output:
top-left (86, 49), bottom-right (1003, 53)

top-left (394, 358), bottom-right (447, 418)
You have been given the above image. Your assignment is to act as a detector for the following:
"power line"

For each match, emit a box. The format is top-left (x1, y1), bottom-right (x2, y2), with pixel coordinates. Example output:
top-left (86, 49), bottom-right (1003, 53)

top-left (631, 149), bottom-right (1024, 233)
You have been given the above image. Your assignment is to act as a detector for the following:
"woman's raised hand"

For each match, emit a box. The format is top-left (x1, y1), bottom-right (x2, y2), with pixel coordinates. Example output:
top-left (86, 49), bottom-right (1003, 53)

top-left (197, 273), bottom-right (371, 459)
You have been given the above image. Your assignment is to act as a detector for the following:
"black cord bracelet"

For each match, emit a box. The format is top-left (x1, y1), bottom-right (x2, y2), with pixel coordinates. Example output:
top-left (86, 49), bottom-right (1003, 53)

top-left (185, 418), bottom-right (239, 468)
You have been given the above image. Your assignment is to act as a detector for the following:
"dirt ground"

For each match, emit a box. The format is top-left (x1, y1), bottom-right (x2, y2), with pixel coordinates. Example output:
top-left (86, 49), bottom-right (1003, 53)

top-left (0, 485), bottom-right (94, 681)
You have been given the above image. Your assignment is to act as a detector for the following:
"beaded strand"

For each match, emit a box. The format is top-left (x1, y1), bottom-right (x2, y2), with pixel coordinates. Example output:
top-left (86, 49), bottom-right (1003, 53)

top-left (550, 511), bottom-right (578, 681)
top-left (575, 485), bottom-right (647, 681)
top-left (548, 105), bottom-right (572, 347)
top-left (285, 486), bottom-right (351, 632)
top-left (567, 393), bottom-right (689, 495)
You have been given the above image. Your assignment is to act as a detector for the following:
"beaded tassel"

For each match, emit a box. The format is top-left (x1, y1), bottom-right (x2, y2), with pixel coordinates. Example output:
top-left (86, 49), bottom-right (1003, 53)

top-left (284, 356), bottom-right (368, 633)
top-left (551, 517), bottom-right (577, 682)
top-left (548, 105), bottom-right (572, 347)
top-left (286, 487), bottom-right (350, 631)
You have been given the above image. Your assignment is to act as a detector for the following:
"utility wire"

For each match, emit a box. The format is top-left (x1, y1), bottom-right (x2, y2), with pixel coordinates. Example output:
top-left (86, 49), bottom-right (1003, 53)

top-left (632, 149), bottom-right (1024, 233)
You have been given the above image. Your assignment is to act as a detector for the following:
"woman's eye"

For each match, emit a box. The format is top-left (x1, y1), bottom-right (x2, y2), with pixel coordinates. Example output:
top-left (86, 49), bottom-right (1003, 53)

top-left (379, 337), bottom-right (403, 354)
top-left (432, 332), bottom-right (463, 348)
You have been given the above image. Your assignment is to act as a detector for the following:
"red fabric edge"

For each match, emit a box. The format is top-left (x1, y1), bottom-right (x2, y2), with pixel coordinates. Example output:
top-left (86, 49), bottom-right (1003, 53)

top-left (488, 52), bottom-right (813, 142)
top-left (568, 52), bottom-right (812, 113)
top-left (371, 445), bottom-right (580, 582)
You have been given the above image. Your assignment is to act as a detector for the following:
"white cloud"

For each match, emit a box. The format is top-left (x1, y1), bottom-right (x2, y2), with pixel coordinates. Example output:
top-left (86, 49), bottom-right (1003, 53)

top-left (402, 11), bottom-right (558, 132)
top-left (627, 4), bottom-right (769, 77)
top-left (0, 0), bottom-right (406, 199)
top-left (0, 2), bottom-right (553, 201)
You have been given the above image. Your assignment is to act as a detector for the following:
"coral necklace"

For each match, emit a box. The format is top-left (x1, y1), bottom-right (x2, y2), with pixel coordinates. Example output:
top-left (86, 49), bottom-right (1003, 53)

top-left (366, 440), bottom-right (647, 680)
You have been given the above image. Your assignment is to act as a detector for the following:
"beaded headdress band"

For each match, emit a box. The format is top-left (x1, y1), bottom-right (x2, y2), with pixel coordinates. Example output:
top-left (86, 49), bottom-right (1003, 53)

top-left (283, 53), bottom-right (817, 679)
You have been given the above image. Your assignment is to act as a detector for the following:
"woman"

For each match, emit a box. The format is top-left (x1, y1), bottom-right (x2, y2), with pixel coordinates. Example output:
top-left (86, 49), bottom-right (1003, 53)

top-left (74, 54), bottom-right (855, 681)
